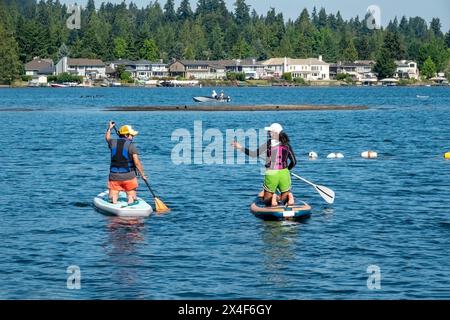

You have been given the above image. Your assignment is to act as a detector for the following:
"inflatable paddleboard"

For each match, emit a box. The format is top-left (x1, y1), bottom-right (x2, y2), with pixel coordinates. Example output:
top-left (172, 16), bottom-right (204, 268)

top-left (250, 197), bottom-right (311, 220)
top-left (93, 191), bottom-right (153, 217)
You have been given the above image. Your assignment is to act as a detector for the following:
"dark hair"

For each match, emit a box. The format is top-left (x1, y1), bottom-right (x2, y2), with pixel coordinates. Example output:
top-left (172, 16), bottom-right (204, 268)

top-left (279, 131), bottom-right (290, 145)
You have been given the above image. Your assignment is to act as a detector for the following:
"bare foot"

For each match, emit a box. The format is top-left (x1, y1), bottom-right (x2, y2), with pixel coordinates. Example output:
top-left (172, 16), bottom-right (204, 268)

top-left (287, 193), bottom-right (295, 206)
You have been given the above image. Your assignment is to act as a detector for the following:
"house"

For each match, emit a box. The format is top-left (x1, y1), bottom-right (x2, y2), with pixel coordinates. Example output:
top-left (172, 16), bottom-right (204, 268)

top-left (262, 56), bottom-right (330, 80)
top-left (329, 60), bottom-right (375, 81)
top-left (25, 57), bottom-right (55, 76)
top-left (168, 60), bottom-right (226, 80)
top-left (261, 57), bottom-right (288, 78)
top-left (56, 57), bottom-right (106, 79)
top-left (286, 56), bottom-right (330, 81)
top-left (223, 59), bottom-right (265, 79)
top-left (394, 60), bottom-right (419, 80)
top-left (25, 57), bottom-right (55, 85)
top-left (108, 59), bottom-right (169, 80)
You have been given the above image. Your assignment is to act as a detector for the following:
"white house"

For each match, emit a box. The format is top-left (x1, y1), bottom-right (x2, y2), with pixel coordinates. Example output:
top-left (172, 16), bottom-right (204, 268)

top-left (56, 57), bottom-right (106, 79)
top-left (262, 56), bottom-right (330, 80)
top-left (394, 60), bottom-right (419, 80)
top-left (224, 59), bottom-right (265, 79)
top-left (108, 59), bottom-right (168, 80)
top-left (287, 56), bottom-right (329, 80)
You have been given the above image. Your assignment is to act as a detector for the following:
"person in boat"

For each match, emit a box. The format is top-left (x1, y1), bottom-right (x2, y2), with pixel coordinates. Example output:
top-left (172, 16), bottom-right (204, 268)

top-left (105, 121), bottom-right (147, 205)
top-left (219, 90), bottom-right (225, 100)
top-left (231, 123), bottom-right (296, 207)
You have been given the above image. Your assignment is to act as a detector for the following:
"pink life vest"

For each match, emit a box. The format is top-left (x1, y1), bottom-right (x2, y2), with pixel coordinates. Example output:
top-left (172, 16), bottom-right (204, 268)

top-left (266, 145), bottom-right (289, 170)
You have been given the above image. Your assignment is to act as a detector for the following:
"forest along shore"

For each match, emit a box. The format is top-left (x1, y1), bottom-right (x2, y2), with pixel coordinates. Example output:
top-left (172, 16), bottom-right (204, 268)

top-left (107, 105), bottom-right (369, 112)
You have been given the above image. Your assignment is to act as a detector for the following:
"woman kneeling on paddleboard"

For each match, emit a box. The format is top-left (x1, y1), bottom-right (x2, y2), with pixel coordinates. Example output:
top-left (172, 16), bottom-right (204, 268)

top-left (105, 121), bottom-right (147, 205)
top-left (232, 123), bottom-right (296, 207)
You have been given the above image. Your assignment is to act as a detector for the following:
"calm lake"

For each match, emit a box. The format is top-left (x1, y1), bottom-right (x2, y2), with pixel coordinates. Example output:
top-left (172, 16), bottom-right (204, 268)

top-left (0, 86), bottom-right (449, 299)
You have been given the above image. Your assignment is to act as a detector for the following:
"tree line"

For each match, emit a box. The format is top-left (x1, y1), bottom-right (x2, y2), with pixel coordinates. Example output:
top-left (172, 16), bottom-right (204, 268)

top-left (1, 0), bottom-right (450, 83)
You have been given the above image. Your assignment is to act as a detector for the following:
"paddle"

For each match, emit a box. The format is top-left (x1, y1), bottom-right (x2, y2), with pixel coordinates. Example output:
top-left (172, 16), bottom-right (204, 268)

top-left (291, 173), bottom-right (335, 204)
top-left (111, 122), bottom-right (170, 213)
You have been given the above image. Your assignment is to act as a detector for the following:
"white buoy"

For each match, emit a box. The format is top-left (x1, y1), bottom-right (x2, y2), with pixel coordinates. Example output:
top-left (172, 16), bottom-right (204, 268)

top-left (327, 152), bottom-right (344, 159)
top-left (308, 151), bottom-right (318, 160)
top-left (361, 151), bottom-right (378, 159)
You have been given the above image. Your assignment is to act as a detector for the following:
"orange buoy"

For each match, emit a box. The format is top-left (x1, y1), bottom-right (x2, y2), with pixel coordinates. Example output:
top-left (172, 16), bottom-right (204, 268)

top-left (361, 151), bottom-right (378, 159)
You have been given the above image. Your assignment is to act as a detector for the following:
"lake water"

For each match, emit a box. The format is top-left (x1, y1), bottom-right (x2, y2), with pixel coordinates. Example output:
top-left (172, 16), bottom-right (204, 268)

top-left (0, 86), bottom-right (449, 299)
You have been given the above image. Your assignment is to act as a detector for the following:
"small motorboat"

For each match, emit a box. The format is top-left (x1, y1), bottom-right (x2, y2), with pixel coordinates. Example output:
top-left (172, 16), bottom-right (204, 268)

top-left (50, 83), bottom-right (68, 88)
top-left (193, 95), bottom-right (231, 103)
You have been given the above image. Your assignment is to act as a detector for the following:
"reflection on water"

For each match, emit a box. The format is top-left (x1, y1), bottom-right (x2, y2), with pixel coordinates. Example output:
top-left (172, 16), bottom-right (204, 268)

top-left (103, 217), bottom-right (146, 288)
top-left (260, 221), bottom-right (303, 287)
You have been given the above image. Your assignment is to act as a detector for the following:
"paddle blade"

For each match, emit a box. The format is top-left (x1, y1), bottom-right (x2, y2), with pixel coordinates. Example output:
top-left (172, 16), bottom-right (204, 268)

top-left (154, 197), bottom-right (170, 213)
top-left (315, 185), bottom-right (335, 204)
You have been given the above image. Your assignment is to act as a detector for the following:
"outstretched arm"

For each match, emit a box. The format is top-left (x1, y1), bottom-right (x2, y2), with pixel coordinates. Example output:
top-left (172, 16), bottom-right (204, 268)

top-left (231, 141), bottom-right (267, 158)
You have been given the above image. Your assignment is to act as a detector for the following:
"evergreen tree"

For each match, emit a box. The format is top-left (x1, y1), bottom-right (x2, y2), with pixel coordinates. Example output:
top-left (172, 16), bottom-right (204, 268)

top-left (0, 24), bottom-right (22, 84)
top-left (163, 0), bottom-right (176, 22)
top-left (341, 38), bottom-right (358, 62)
top-left (430, 18), bottom-right (443, 38)
top-left (421, 56), bottom-right (436, 78)
top-left (445, 29), bottom-right (450, 48)
top-left (177, 0), bottom-right (193, 21)
top-left (373, 48), bottom-right (396, 78)
top-left (234, 0), bottom-right (250, 26)
top-left (113, 37), bottom-right (127, 58)
top-left (383, 31), bottom-right (405, 60)
top-left (140, 39), bottom-right (159, 61)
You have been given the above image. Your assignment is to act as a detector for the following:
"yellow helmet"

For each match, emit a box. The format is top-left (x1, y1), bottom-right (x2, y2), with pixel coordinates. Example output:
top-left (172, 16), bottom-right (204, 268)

top-left (118, 125), bottom-right (139, 136)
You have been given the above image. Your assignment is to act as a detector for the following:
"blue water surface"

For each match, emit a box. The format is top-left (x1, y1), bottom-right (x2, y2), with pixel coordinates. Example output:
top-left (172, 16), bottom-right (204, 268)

top-left (0, 86), bottom-right (449, 299)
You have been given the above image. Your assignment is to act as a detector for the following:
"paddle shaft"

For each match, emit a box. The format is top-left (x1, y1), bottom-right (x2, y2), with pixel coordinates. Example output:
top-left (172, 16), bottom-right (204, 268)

top-left (291, 173), bottom-right (315, 187)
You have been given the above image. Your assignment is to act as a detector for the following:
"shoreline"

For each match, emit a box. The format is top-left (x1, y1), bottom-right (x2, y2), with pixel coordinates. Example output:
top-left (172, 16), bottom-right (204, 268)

top-left (107, 104), bottom-right (369, 112)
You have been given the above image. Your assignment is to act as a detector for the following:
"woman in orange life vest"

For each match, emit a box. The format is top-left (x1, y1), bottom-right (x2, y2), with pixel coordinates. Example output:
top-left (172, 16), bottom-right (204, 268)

top-left (105, 121), bottom-right (147, 205)
top-left (231, 123), bottom-right (296, 207)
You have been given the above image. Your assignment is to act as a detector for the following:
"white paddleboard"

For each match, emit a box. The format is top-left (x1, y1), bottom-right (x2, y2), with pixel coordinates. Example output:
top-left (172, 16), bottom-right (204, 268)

top-left (93, 191), bottom-right (153, 217)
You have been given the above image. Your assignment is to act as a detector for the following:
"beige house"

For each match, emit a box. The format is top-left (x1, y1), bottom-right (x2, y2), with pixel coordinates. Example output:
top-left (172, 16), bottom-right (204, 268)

top-left (169, 60), bottom-right (226, 79)
top-left (25, 57), bottom-right (55, 85)
top-left (262, 56), bottom-right (330, 80)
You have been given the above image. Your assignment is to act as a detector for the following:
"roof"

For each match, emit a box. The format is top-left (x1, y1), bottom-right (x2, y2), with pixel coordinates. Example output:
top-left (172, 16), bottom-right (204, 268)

top-left (25, 58), bottom-right (54, 74)
top-left (178, 60), bottom-right (211, 66)
top-left (67, 58), bottom-right (105, 67)
top-left (263, 57), bottom-right (329, 66)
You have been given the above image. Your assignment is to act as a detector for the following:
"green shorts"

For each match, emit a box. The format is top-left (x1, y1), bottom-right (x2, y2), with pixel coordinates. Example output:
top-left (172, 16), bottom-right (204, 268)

top-left (263, 168), bottom-right (291, 193)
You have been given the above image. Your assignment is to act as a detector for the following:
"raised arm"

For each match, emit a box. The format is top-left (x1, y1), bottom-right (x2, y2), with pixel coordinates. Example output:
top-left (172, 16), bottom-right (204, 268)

top-left (105, 121), bottom-right (115, 144)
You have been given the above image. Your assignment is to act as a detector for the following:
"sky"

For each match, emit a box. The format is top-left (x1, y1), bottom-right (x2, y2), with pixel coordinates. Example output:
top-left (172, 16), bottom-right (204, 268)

top-left (65, 0), bottom-right (450, 31)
